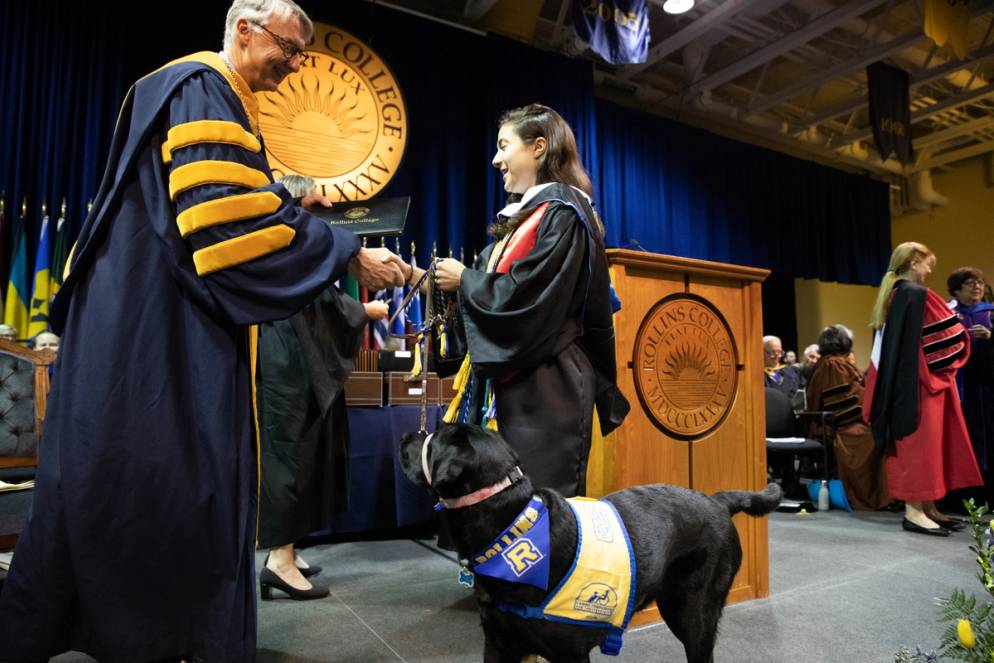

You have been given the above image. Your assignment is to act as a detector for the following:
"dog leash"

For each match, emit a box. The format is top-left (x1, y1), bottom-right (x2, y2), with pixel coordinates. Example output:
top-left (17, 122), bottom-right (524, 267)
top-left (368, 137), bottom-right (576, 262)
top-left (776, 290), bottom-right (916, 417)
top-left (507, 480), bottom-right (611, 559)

top-left (389, 259), bottom-right (453, 434)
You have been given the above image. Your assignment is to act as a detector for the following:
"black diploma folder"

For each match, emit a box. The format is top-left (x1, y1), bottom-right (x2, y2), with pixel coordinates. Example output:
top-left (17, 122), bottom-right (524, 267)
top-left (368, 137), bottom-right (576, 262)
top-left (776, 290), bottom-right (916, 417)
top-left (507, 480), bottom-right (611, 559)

top-left (313, 196), bottom-right (410, 237)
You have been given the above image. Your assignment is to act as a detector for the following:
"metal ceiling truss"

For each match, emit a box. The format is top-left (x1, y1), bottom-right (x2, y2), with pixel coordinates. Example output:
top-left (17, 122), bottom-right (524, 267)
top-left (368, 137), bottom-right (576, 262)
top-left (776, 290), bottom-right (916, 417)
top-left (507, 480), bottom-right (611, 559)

top-left (684, 0), bottom-right (891, 95)
top-left (386, 0), bottom-right (994, 177)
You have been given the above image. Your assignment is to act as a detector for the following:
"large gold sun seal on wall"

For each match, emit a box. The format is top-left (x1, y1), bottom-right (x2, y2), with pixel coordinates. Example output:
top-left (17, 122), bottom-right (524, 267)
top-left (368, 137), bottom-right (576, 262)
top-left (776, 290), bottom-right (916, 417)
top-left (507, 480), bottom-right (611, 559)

top-left (257, 22), bottom-right (407, 201)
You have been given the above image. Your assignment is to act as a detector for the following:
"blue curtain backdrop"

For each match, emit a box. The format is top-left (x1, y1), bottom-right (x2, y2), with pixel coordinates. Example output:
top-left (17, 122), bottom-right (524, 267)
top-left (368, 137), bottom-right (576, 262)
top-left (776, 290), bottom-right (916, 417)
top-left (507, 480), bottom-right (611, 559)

top-left (0, 2), bottom-right (127, 296)
top-left (594, 99), bottom-right (891, 284)
top-left (482, 34), bottom-right (600, 230)
top-left (0, 0), bottom-right (891, 292)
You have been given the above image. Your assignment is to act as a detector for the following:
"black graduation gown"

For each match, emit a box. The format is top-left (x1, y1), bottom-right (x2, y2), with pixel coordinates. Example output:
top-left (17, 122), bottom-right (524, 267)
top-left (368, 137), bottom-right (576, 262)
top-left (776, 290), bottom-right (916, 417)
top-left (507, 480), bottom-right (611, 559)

top-left (458, 183), bottom-right (628, 497)
top-left (867, 279), bottom-right (927, 453)
top-left (257, 288), bottom-right (367, 549)
top-left (0, 53), bottom-right (360, 662)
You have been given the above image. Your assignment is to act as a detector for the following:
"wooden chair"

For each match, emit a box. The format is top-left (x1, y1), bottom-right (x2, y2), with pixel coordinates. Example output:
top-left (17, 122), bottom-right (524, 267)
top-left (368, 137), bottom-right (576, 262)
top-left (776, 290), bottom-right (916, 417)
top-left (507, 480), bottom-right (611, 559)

top-left (0, 340), bottom-right (55, 550)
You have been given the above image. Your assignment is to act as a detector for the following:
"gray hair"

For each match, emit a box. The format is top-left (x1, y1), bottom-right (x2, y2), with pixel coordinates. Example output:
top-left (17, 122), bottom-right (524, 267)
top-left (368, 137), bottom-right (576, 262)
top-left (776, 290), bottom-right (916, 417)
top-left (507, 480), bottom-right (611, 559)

top-left (280, 174), bottom-right (315, 198)
top-left (223, 0), bottom-right (313, 51)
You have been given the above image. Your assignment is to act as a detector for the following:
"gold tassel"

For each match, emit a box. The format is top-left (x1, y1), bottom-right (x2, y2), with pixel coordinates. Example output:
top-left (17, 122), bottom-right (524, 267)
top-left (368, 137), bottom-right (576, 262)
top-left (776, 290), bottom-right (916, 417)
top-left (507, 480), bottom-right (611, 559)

top-left (444, 233), bottom-right (508, 424)
top-left (410, 335), bottom-right (422, 378)
top-left (443, 355), bottom-right (473, 423)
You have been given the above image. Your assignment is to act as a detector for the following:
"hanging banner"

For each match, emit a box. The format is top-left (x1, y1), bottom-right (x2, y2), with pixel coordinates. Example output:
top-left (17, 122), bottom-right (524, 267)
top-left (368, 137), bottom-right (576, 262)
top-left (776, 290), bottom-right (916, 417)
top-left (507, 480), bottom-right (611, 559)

top-left (924, 0), bottom-right (971, 60)
top-left (867, 62), bottom-right (913, 166)
top-left (573, 0), bottom-right (650, 65)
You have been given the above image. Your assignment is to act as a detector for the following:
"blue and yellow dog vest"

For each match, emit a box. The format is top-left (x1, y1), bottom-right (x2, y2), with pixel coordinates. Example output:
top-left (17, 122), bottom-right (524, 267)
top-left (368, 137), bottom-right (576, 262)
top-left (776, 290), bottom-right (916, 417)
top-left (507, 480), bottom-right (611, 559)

top-left (469, 496), bottom-right (637, 656)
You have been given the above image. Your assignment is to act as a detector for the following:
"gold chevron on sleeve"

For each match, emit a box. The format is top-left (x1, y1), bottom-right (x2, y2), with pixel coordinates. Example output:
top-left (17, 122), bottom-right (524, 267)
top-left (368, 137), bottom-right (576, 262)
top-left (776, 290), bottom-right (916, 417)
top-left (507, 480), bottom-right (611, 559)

top-left (169, 160), bottom-right (270, 200)
top-left (177, 191), bottom-right (283, 238)
top-left (162, 120), bottom-right (262, 164)
top-left (192, 224), bottom-right (296, 276)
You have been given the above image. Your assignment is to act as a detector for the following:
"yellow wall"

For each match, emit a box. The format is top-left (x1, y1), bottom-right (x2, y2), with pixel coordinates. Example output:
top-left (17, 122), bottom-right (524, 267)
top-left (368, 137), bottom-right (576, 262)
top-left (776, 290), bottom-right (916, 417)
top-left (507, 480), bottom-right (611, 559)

top-left (794, 279), bottom-right (879, 368)
top-left (793, 155), bottom-right (994, 367)
top-left (891, 156), bottom-right (994, 291)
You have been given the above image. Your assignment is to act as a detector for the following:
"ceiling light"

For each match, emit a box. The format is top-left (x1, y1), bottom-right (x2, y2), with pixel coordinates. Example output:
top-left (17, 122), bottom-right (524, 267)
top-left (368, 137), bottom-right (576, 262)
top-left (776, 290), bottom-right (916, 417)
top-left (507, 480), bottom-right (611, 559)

top-left (663, 0), bottom-right (695, 14)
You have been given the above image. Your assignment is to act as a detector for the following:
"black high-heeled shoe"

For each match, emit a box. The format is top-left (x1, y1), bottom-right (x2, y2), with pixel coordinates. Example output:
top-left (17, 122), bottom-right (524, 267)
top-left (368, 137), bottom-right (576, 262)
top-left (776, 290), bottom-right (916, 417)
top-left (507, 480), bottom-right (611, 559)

top-left (259, 567), bottom-right (330, 601)
top-left (262, 553), bottom-right (321, 578)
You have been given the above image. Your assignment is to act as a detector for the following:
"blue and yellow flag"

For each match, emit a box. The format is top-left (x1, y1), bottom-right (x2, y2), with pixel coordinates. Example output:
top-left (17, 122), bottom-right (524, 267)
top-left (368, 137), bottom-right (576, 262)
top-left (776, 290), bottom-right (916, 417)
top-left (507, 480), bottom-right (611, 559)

top-left (28, 214), bottom-right (52, 337)
top-left (4, 215), bottom-right (30, 340)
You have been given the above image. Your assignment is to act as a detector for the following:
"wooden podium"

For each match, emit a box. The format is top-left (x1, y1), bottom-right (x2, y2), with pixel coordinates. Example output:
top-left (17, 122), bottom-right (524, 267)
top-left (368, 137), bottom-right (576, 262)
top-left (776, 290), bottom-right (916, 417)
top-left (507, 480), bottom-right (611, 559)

top-left (592, 249), bottom-right (770, 623)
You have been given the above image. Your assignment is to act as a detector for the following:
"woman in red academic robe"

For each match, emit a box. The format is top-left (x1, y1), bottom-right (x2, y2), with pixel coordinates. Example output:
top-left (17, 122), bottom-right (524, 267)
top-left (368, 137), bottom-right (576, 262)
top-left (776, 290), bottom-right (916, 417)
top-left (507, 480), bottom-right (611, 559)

top-left (864, 241), bottom-right (983, 536)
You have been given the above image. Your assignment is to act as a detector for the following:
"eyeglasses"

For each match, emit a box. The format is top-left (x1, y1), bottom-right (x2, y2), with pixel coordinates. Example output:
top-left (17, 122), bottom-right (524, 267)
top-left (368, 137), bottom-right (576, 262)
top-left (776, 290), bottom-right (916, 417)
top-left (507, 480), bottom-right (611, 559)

top-left (964, 279), bottom-right (986, 288)
top-left (253, 22), bottom-right (306, 62)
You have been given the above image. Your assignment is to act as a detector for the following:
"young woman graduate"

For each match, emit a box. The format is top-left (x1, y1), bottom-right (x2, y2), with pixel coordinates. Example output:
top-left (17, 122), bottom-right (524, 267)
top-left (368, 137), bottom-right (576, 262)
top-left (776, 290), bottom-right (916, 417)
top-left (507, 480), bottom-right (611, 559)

top-left (416, 104), bottom-right (629, 497)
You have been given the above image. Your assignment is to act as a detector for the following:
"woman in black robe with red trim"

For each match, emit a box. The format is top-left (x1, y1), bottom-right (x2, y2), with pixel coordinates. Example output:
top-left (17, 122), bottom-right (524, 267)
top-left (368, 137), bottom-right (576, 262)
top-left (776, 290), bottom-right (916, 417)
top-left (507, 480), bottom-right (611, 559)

top-left (424, 104), bottom-right (629, 497)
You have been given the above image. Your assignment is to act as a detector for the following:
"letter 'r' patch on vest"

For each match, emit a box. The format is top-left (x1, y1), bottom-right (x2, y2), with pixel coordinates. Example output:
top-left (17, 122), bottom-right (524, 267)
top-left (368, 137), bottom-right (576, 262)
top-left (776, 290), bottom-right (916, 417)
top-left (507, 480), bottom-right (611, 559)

top-left (471, 497), bottom-right (637, 656)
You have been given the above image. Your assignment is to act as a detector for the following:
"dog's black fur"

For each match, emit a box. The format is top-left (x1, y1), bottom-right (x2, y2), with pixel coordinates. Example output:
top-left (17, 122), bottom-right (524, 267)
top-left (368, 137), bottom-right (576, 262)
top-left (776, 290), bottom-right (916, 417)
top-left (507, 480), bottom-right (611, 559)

top-left (400, 424), bottom-right (782, 663)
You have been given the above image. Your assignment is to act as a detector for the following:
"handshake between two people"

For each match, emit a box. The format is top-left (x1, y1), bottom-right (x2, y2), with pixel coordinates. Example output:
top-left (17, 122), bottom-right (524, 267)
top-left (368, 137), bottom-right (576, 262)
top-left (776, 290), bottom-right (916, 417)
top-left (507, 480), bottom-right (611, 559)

top-left (395, 258), bottom-right (465, 293)
top-left (348, 251), bottom-right (466, 293)
top-left (301, 195), bottom-right (467, 294)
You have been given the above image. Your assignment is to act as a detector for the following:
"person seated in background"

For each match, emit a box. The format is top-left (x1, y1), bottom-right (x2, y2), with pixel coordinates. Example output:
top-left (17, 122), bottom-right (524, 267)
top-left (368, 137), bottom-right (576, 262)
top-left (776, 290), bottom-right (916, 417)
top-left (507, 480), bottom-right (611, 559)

top-left (30, 332), bottom-right (59, 353)
top-left (763, 335), bottom-right (800, 398)
top-left (29, 331), bottom-right (61, 379)
top-left (806, 324), bottom-right (890, 511)
top-left (795, 343), bottom-right (820, 386)
top-left (783, 350), bottom-right (797, 366)
top-left (948, 267), bottom-right (994, 508)
top-left (0, 325), bottom-right (17, 344)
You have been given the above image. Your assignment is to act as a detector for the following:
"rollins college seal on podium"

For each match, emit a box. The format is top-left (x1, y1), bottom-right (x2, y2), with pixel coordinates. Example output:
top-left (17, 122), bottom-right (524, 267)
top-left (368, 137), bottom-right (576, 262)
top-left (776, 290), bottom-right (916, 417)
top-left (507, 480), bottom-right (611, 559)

top-left (632, 294), bottom-right (737, 440)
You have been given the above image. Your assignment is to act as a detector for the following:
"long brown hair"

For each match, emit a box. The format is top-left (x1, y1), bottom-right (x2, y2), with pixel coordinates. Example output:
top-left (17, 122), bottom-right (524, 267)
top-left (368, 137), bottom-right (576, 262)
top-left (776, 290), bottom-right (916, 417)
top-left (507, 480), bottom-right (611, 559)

top-left (489, 104), bottom-right (600, 239)
top-left (869, 241), bottom-right (934, 330)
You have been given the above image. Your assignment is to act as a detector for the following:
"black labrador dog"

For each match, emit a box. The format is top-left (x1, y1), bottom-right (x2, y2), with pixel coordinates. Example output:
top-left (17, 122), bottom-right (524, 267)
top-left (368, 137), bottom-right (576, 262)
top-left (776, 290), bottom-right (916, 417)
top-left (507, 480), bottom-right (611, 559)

top-left (400, 423), bottom-right (781, 663)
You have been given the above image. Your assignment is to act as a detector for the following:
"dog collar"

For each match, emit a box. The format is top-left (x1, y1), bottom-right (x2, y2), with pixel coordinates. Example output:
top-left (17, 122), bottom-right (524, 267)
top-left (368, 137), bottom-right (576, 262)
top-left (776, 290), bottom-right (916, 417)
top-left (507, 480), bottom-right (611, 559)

top-left (421, 433), bottom-right (436, 485)
top-left (421, 432), bottom-right (523, 509)
top-left (439, 467), bottom-right (524, 510)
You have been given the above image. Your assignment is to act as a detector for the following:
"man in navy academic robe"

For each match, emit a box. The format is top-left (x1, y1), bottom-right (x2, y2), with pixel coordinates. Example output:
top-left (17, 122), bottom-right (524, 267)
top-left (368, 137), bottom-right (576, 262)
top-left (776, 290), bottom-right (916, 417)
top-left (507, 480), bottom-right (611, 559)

top-left (0, 3), bottom-right (405, 661)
